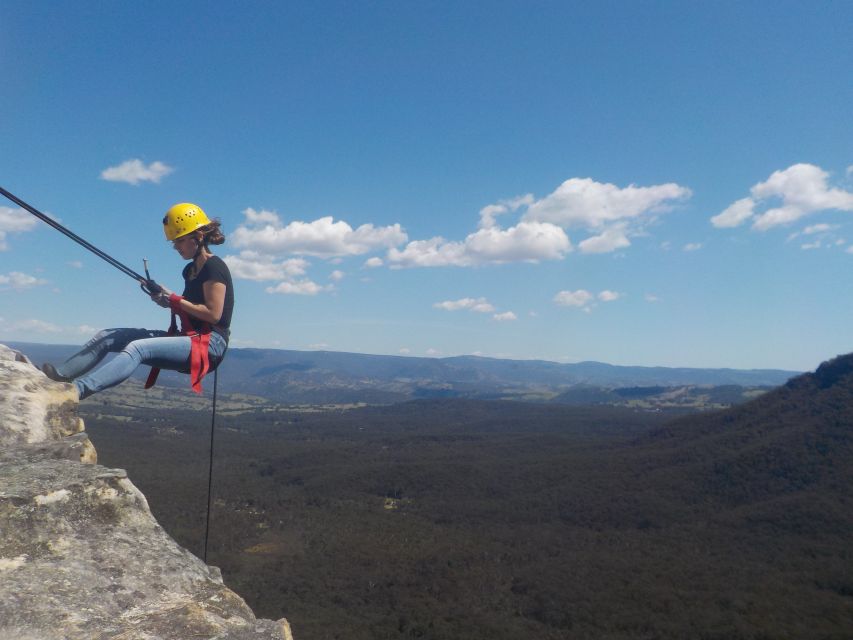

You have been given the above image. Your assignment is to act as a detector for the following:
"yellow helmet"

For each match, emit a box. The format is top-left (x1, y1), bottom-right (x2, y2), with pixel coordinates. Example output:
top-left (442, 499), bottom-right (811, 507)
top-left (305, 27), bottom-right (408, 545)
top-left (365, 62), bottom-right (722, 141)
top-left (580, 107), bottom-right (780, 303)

top-left (163, 203), bottom-right (211, 241)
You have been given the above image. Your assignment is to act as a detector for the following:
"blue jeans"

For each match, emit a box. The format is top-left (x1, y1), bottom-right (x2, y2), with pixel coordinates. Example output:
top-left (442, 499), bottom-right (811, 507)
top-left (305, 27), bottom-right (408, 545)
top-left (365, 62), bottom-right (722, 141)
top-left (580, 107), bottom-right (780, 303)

top-left (56, 328), bottom-right (227, 399)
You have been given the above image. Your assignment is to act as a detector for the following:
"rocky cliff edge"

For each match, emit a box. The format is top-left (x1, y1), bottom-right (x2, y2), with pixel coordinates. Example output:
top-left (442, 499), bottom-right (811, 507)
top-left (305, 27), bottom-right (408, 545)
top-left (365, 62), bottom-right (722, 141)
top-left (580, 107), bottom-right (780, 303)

top-left (0, 343), bottom-right (293, 640)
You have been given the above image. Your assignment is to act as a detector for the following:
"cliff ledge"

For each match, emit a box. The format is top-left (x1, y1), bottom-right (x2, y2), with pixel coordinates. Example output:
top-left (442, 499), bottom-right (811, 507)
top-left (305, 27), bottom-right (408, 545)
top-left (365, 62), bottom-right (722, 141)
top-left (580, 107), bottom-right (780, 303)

top-left (0, 343), bottom-right (293, 640)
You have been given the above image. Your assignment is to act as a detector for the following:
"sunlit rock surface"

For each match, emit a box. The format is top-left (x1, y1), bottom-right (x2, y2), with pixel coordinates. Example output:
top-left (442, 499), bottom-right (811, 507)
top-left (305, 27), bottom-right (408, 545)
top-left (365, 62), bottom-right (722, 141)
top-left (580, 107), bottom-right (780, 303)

top-left (0, 344), bottom-right (292, 640)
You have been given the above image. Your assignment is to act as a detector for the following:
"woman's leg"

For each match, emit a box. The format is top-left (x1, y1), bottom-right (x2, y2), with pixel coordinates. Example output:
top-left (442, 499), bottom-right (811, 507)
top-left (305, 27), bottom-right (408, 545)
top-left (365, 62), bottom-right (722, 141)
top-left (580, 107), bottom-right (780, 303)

top-left (53, 328), bottom-right (168, 379)
top-left (74, 335), bottom-right (193, 400)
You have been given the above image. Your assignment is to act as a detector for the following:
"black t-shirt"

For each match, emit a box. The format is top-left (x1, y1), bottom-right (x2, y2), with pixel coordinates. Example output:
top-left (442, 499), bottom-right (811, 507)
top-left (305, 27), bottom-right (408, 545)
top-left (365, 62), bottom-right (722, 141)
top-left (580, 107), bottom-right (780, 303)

top-left (181, 255), bottom-right (234, 341)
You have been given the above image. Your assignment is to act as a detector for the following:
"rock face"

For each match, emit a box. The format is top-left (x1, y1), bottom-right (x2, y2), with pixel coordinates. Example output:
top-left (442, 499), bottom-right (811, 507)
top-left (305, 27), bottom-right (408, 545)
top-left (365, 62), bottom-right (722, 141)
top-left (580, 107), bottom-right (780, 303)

top-left (0, 344), bottom-right (293, 640)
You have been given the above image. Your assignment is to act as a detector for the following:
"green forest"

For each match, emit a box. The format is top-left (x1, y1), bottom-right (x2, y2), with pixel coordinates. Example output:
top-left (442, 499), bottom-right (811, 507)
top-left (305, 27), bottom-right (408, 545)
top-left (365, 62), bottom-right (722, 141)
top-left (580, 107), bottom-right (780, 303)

top-left (80, 363), bottom-right (853, 640)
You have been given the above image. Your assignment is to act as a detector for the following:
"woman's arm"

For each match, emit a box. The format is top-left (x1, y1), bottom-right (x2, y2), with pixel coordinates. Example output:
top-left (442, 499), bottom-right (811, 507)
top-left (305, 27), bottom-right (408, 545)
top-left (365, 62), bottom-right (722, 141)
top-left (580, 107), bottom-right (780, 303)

top-left (178, 280), bottom-right (226, 324)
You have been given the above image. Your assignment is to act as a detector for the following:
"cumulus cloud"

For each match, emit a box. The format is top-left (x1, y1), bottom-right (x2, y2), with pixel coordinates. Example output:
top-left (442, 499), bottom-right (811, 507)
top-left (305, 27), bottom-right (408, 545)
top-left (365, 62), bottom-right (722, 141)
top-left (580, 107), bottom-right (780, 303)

top-left (0, 271), bottom-right (48, 291)
top-left (802, 223), bottom-right (836, 235)
top-left (12, 318), bottom-right (62, 333)
top-left (227, 205), bottom-right (407, 294)
top-left (386, 176), bottom-right (689, 267)
top-left (434, 297), bottom-right (496, 313)
top-left (223, 252), bottom-right (309, 281)
top-left (387, 221), bottom-right (570, 268)
top-left (710, 197), bottom-right (755, 228)
top-left (524, 177), bottom-right (691, 230)
top-left (492, 311), bottom-right (517, 322)
top-left (554, 288), bottom-right (621, 311)
top-left (100, 159), bottom-right (174, 185)
top-left (478, 194), bottom-right (535, 229)
top-left (0, 206), bottom-right (38, 250)
top-left (242, 207), bottom-right (282, 226)
top-left (578, 224), bottom-right (631, 254)
top-left (232, 213), bottom-right (407, 258)
top-left (787, 223), bottom-right (844, 250)
top-left (223, 250), bottom-right (330, 294)
top-left (711, 164), bottom-right (853, 231)
top-left (265, 280), bottom-right (328, 295)
top-left (683, 243), bottom-right (702, 252)
top-left (553, 289), bottom-right (594, 307)
top-left (364, 257), bottom-right (384, 268)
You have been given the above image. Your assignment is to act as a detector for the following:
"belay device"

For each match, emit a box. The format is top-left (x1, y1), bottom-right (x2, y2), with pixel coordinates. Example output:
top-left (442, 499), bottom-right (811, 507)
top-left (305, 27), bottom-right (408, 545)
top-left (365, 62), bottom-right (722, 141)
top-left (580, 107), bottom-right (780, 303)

top-left (2, 185), bottom-right (221, 562)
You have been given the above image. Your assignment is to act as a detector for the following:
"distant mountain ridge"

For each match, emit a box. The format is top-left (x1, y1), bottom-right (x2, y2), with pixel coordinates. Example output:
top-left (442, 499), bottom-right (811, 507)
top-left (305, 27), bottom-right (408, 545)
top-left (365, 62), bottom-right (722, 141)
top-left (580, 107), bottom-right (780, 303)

top-left (10, 342), bottom-right (800, 404)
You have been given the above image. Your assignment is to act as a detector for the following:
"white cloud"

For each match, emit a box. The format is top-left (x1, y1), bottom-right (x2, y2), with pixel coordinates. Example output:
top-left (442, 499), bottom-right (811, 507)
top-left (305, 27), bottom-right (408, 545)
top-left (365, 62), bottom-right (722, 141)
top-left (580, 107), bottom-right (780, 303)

top-left (578, 224), bottom-right (631, 254)
top-left (478, 194), bottom-right (534, 229)
top-left (67, 260), bottom-right (83, 269)
top-left (524, 177), bottom-right (691, 230)
top-left (847, 165), bottom-right (853, 177)
top-left (0, 271), bottom-right (48, 291)
top-left (387, 175), bottom-right (688, 267)
top-left (803, 223), bottom-right (836, 235)
top-left (100, 159), bottom-right (174, 185)
top-left (553, 289), bottom-right (593, 307)
top-left (712, 164), bottom-right (853, 231)
top-left (683, 243), bottom-right (702, 251)
top-left (554, 289), bottom-right (620, 310)
top-left (710, 197), bottom-right (756, 228)
top-left (788, 223), bottom-right (844, 246)
top-left (399, 347), bottom-right (411, 355)
top-left (265, 280), bottom-right (328, 295)
top-left (329, 270), bottom-right (345, 281)
top-left (492, 311), bottom-right (517, 322)
top-left (241, 207), bottom-right (282, 226)
top-left (223, 252), bottom-right (309, 281)
top-left (0, 206), bottom-right (39, 250)
top-left (232, 215), bottom-right (407, 258)
top-left (434, 297), bottom-right (495, 313)
top-left (388, 221), bottom-right (570, 268)
top-left (364, 256), bottom-right (384, 268)
top-left (13, 318), bottom-right (62, 333)
top-left (425, 348), bottom-right (441, 356)
top-left (645, 293), bottom-right (661, 303)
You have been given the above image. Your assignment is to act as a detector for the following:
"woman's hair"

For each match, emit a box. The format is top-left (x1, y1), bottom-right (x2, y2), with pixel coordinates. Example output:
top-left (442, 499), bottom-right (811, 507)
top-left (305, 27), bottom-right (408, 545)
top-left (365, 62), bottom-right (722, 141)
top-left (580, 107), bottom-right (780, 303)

top-left (198, 219), bottom-right (225, 246)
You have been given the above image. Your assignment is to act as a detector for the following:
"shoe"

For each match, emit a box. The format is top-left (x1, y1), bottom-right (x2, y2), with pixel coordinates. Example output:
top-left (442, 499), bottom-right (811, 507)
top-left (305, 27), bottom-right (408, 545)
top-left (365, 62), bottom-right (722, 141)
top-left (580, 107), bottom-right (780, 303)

top-left (42, 363), bottom-right (72, 383)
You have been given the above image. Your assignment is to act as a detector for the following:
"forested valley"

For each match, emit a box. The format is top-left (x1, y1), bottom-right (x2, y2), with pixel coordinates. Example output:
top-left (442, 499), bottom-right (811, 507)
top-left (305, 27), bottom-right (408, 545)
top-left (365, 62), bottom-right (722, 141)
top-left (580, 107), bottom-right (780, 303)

top-left (79, 357), bottom-right (853, 640)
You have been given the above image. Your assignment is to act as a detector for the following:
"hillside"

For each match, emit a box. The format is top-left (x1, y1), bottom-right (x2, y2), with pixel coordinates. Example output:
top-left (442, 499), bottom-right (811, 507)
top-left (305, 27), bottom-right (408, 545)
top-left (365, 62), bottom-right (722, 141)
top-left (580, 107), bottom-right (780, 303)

top-left (79, 352), bottom-right (853, 639)
top-left (9, 342), bottom-right (798, 405)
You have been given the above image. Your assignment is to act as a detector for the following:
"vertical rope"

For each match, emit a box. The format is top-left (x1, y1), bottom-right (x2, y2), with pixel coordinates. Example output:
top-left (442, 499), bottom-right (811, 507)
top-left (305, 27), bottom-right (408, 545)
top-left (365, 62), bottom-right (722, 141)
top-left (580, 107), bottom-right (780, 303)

top-left (203, 367), bottom-right (218, 564)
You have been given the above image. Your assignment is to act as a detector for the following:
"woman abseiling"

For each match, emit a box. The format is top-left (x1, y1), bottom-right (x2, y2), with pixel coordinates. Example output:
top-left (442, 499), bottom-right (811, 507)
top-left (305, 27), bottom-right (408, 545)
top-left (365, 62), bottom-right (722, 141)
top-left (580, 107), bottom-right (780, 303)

top-left (42, 203), bottom-right (235, 400)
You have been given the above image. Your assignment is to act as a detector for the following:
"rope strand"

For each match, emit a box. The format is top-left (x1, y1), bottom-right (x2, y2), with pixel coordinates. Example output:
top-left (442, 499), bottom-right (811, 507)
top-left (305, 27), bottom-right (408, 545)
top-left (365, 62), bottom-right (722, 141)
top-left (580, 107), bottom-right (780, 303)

top-left (203, 367), bottom-right (218, 564)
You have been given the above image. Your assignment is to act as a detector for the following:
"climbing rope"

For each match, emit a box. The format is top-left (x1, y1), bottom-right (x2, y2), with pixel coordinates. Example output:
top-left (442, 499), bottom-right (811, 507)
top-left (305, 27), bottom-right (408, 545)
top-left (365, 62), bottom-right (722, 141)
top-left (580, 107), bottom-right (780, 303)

top-left (0, 186), bottom-right (162, 294)
top-left (203, 367), bottom-right (219, 564)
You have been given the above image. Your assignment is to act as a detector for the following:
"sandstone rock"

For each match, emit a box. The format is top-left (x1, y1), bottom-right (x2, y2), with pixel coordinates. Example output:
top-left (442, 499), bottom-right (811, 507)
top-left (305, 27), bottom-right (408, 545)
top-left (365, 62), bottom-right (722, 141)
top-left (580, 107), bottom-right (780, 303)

top-left (0, 344), bottom-right (293, 639)
top-left (0, 344), bottom-right (82, 446)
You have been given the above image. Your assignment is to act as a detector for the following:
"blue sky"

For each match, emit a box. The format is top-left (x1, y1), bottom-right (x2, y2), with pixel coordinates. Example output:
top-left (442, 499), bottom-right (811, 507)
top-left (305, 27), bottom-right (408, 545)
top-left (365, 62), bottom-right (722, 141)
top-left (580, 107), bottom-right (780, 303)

top-left (1, 1), bottom-right (851, 371)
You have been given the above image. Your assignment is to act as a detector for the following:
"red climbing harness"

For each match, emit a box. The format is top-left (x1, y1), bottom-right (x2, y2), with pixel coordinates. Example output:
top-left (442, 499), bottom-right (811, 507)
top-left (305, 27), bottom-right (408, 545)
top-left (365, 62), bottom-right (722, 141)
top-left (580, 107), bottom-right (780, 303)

top-left (145, 293), bottom-right (212, 393)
